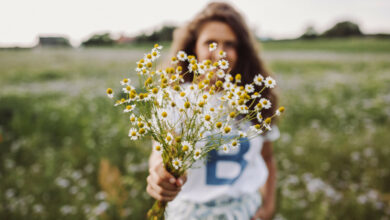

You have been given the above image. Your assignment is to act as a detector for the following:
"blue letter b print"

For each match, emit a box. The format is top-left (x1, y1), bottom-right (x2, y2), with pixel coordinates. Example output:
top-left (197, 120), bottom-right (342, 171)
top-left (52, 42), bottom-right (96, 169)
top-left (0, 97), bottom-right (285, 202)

top-left (206, 137), bottom-right (249, 185)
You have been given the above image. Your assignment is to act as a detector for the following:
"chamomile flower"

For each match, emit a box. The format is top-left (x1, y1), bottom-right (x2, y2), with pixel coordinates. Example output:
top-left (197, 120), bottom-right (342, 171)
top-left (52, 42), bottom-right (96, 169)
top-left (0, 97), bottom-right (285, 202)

top-left (216, 69), bottom-right (225, 78)
top-left (172, 158), bottom-right (182, 170)
top-left (221, 144), bottom-right (230, 153)
top-left (120, 78), bottom-right (131, 86)
top-left (218, 50), bottom-right (226, 58)
top-left (260, 98), bottom-right (271, 109)
top-left (218, 59), bottom-right (229, 70)
top-left (151, 48), bottom-right (161, 60)
top-left (238, 131), bottom-right (247, 138)
top-left (223, 81), bottom-right (233, 90)
top-left (124, 104), bottom-right (135, 113)
top-left (264, 76), bottom-right (276, 88)
top-left (177, 51), bottom-right (187, 61)
top-left (250, 124), bottom-right (264, 135)
top-left (203, 114), bottom-right (213, 123)
top-left (264, 118), bottom-right (272, 130)
top-left (129, 114), bottom-right (137, 125)
top-left (159, 109), bottom-right (169, 120)
top-left (176, 66), bottom-right (183, 74)
top-left (171, 56), bottom-right (178, 65)
top-left (256, 112), bottom-right (263, 123)
top-left (223, 125), bottom-right (232, 134)
top-left (153, 142), bottom-right (163, 154)
top-left (255, 102), bottom-right (263, 111)
top-left (122, 85), bottom-right (134, 94)
top-left (194, 149), bottom-right (202, 160)
top-left (230, 139), bottom-right (240, 149)
top-left (153, 43), bottom-right (162, 50)
top-left (209, 42), bottom-right (217, 51)
top-left (276, 106), bottom-right (285, 116)
top-left (128, 128), bottom-right (139, 140)
top-left (253, 74), bottom-right (264, 86)
top-left (181, 141), bottom-right (193, 154)
top-left (198, 64), bottom-right (206, 74)
top-left (165, 132), bottom-right (173, 144)
top-left (178, 91), bottom-right (187, 100)
top-left (245, 84), bottom-right (255, 93)
top-left (106, 88), bottom-right (114, 99)
top-left (224, 73), bottom-right (233, 82)
top-left (251, 92), bottom-right (261, 98)
top-left (228, 111), bottom-right (237, 121)
top-left (237, 105), bottom-right (249, 114)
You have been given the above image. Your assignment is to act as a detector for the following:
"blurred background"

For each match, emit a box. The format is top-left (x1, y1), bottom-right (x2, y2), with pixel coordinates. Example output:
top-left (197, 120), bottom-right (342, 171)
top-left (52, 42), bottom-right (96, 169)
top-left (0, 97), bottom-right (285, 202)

top-left (1, 0), bottom-right (390, 219)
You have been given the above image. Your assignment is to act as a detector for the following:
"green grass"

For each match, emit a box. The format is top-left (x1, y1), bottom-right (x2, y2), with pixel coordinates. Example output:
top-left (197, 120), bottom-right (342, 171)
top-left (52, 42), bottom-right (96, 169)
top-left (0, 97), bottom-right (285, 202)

top-left (261, 37), bottom-right (390, 53)
top-left (1, 38), bottom-right (390, 219)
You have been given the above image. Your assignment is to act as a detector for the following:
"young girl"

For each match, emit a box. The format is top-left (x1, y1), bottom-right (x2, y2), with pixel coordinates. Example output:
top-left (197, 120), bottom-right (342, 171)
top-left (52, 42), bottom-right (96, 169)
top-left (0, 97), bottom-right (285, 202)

top-left (146, 2), bottom-right (279, 219)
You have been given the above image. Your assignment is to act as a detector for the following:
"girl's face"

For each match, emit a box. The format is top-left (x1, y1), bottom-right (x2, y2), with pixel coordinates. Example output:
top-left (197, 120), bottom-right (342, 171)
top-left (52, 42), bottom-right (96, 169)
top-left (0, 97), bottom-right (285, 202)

top-left (195, 21), bottom-right (238, 72)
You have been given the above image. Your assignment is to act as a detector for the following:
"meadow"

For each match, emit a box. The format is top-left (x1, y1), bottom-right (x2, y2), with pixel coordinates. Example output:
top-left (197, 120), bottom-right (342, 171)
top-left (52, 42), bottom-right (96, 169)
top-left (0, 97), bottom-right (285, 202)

top-left (1, 38), bottom-right (390, 219)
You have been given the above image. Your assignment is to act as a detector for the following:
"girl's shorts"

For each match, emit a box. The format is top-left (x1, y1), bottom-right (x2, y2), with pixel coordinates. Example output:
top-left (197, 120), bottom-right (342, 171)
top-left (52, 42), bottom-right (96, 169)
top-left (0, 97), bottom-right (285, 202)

top-left (166, 192), bottom-right (261, 220)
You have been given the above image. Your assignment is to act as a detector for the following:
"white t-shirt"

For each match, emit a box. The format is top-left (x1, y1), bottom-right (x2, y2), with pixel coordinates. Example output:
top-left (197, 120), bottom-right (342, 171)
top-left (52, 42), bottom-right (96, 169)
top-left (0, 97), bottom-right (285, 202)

top-left (172, 125), bottom-right (280, 203)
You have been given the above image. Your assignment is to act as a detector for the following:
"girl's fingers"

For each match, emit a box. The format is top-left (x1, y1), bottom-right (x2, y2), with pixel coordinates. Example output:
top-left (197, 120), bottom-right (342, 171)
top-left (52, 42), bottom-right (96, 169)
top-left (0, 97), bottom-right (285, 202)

top-left (147, 183), bottom-right (177, 201)
top-left (150, 171), bottom-right (180, 191)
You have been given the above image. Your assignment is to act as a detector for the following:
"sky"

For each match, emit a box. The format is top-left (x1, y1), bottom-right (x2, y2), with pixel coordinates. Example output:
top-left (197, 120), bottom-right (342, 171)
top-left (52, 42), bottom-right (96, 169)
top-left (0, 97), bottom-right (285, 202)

top-left (1, 0), bottom-right (390, 47)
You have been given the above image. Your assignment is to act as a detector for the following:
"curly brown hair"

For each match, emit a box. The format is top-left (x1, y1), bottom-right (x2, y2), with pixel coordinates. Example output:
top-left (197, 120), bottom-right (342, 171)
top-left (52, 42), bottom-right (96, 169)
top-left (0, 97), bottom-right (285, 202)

top-left (170, 1), bottom-right (278, 124)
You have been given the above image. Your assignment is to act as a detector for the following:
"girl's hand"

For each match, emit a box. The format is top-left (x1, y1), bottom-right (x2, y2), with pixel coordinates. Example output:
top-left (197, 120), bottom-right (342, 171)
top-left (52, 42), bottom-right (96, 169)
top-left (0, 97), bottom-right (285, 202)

top-left (146, 160), bottom-right (187, 202)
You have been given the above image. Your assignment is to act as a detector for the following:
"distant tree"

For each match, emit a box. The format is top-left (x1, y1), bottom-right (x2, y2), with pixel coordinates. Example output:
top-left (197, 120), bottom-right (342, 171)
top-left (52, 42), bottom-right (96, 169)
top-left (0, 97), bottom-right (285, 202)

top-left (135, 25), bottom-right (176, 43)
top-left (300, 26), bottom-right (318, 39)
top-left (322, 21), bottom-right (363, 37)
top-left (38, 36), bottom-right (71, 47)
top-left (82, 33), bottom-right (115, 47)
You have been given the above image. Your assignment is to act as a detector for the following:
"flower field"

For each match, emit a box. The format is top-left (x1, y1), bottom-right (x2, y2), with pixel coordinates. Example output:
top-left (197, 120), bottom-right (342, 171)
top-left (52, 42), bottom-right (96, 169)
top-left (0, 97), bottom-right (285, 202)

top-left (1, 38), bottom-right (390, 219)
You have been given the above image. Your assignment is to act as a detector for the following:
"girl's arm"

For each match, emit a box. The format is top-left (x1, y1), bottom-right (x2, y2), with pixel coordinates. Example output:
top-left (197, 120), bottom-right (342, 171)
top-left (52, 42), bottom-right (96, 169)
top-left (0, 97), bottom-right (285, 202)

top-left (252, 141), bottom-right (276, 220)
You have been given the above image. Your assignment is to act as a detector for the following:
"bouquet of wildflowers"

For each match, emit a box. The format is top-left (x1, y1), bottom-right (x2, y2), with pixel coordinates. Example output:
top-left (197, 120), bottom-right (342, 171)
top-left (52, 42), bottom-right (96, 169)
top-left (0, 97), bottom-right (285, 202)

top-left (106, 43), bottom-right (284, 219)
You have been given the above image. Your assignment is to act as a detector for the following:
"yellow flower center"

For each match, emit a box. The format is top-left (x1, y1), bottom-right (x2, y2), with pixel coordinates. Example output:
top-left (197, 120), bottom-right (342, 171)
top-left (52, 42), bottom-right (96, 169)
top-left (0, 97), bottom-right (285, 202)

top-left (161, 112), bottom-right (168, 118)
